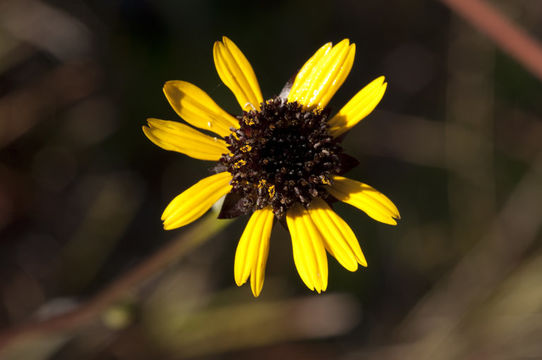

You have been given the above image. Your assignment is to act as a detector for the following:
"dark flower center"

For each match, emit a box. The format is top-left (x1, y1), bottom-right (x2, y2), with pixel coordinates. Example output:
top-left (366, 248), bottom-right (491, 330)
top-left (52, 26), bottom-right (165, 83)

top-left (218, 97), bottom-right (344, 219)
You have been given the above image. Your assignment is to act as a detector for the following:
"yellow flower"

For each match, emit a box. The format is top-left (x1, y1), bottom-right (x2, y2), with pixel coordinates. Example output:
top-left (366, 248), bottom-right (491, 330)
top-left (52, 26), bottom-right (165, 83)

top-left (143, 36), bottom-right (400, 297)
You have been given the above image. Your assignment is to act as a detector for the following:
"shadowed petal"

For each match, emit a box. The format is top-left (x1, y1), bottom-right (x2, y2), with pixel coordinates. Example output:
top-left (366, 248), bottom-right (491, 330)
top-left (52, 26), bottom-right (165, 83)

top-left (143, 118), bottom-right (228, 161)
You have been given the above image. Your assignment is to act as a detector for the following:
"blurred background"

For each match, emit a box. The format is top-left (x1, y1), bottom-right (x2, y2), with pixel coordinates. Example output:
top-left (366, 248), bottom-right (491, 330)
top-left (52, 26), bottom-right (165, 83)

top-left (1, 0), bottom-right (542, 359)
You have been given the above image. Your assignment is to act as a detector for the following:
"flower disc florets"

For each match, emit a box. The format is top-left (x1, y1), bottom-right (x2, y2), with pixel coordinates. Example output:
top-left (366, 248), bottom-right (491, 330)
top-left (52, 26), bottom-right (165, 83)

top-left (218, 97), bottom-right (343, 218)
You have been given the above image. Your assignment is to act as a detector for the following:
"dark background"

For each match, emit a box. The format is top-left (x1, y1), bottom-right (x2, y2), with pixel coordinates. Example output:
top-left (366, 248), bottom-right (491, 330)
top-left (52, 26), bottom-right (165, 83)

top-left (1, 0), bottom-right (542, 359)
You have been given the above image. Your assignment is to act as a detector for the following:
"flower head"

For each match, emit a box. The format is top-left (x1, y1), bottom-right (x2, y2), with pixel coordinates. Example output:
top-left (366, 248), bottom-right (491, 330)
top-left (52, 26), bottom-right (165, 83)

top-left (144, 36), bottom-right (400, 297)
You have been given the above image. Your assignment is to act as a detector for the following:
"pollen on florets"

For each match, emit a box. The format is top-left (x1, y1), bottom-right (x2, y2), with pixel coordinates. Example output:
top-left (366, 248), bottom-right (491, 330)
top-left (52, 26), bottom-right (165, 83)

top-left (218, 97), bottom-right (344, 219)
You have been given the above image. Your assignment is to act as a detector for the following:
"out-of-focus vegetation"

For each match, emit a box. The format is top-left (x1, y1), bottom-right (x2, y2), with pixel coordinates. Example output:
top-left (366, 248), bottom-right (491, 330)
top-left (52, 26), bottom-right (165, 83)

top-left (1, 0), bottom-right (541, 359)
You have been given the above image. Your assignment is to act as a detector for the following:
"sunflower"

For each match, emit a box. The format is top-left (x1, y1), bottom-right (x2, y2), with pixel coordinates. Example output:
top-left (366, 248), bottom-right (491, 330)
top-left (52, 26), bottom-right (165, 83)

top-left (143, 36), bottom-right (400, 297)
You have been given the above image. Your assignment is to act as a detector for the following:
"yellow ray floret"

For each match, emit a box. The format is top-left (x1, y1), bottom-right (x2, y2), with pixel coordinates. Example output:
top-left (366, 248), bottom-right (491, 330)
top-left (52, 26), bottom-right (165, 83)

top-left (308, 198), bottom-right (367, 270)
top-left (315, 43), bottom-right (356, 110)
top-left (143, 118), bottom-right (228, 161)
top-left (213, 36), bottom-right (264, 112)
top-left (163, 80), bottom-right (239, 138)
top-left (234, 207), bottom-right (274, 297)
top-left (288, 39), bottom-right (355, 110)
top-left (327, 176), bottom-right (400, 225)
top-left (287, 42), bottom-right (331, 102)
top-left (328, 76), bottom-right (387, 137)
top-left (286, 204), bottom-right (328, 293)
top-left (162, 172), bottom-right (233, 230)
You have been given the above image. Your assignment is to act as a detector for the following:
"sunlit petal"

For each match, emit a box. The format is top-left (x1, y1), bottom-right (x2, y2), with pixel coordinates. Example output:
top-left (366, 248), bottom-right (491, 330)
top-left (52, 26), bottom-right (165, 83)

top-left (234, 207), bottom-right (273, 297)
top-left (162, 172), bottom-right (232, 230)
top-left (286, 204), bottom-right (328, 293)
top-left (328, 176), bottom-right (400, 225)
top-left (250, 208), bottom-right (274, 297)
top-left (309, 198), bottom-right (367, 269)
top-left (287, 42), bottom-right (332, 102)
top-left (214, 36), bottom-right (264, 112)
top-left (328, 76), bottom-right (387, 137)
top-left (288, 39), bottom-right (355, 110)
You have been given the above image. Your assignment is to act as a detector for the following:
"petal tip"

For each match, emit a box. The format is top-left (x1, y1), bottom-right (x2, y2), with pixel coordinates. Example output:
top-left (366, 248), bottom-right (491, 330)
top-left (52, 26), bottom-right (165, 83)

top-left (386, 218), bottom-right (398, 226)
top-left (349, 43), bottom-right (356, 54)
top-left (162, 80), bottom-right (177, 92)
top-left (142, 125), bottom-right (154, 144)
top-left (212, 40), bottom-right (221, 53)
top-left (162, 221), bottom-right (175, 231)
top-left (251, 286), bottom-right (262, 297)
top-left (145, 118), bottom-right (159, 126)
top-left (376, 75), bottom-right (386, 82)
top-left (235, 278), bottom-right (247, 287)
top-left (345, 263), bottom-right (359, 272)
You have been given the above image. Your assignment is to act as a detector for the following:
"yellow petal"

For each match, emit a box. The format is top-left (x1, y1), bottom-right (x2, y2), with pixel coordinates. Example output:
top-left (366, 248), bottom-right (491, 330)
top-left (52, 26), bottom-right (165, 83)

top-left (162, 172), bottom-right (232, 230)
top-left (163, 80), bottom-right (238, 138)
top-left (316, 43), bottom-right (356, 109)
top-left (213, 36), bottom-right (263, 112)
top-left (327, 176), bottom-right (400, 225)
top-left (328, 76), bottom-right (387, 137)
top-left (249, 208), bottom-right (274, 297)
top-left (288, 39), bottom-right (355, 110)
top-left (143, 118), bottom-right (228, 161)
top-left (287, 217), bottom-right (313, 291)
top-left (234, 207), bottom-right (273, 294)
top-left (287, 42), bottom-right (332, 102)
top-left (309, 198), bottom-right (367, 269)
top-left (299, 40), bottom-right (352, 108)
top-left (286, 204), bottom-right (328, 293)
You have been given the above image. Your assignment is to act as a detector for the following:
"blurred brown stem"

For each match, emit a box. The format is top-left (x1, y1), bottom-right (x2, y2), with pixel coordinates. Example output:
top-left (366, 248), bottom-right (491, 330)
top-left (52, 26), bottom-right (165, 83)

top-left (0, 213), bottom-right (233, 350)
top-left (440, 0), bottom-right (542, 81)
